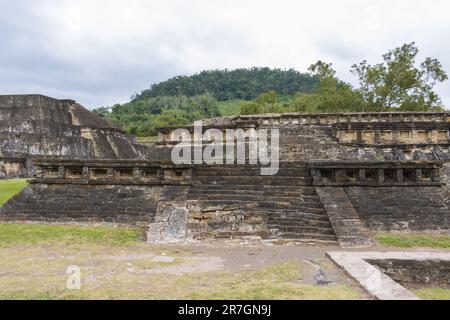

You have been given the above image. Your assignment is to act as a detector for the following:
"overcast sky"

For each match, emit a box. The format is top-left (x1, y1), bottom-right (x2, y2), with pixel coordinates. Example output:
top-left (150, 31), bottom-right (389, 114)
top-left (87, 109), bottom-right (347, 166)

top-left (1, 0), bottom-right (449, 109)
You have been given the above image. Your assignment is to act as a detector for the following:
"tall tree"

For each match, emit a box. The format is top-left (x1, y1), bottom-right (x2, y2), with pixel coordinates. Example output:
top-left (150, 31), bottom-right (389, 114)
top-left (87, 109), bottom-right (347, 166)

top-left (307, 61), bottom-right (365, 113)
top-left (351, 42), bottom-right (448, 112)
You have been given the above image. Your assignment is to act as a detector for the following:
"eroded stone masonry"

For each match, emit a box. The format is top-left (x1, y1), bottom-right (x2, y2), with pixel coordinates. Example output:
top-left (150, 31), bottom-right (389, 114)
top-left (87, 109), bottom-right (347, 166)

top-left (0, 95), bottom-right (148, 178)
top-left (1, 105), bottom-right (450, 246)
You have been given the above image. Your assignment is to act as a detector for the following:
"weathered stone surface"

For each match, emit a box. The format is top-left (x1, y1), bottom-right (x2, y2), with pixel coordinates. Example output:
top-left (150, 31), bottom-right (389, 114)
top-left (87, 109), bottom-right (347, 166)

top-left (345, 186), bottom-right (449, 231)
top-left (316, 187), bottom-right (372, 247)
top-left (0, 183), bottom-right (161, 227)
top-left (147, 186), bottom-right (190, 243)
top-left (368, 259), bottom-right (450, 288)
top-left (2, 111), bottom-right (450, 245)
top-left (0, 94), bottom-right (148, 178)
top-left (327, 251), bottom-right (450, 300)
top-left (185, 163), bottom-right (338, 244)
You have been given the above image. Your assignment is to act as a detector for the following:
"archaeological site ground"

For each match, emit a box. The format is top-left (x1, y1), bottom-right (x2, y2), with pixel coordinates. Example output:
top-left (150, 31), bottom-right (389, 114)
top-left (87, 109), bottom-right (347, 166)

top-left (1, 94), bottom-right (449, 300)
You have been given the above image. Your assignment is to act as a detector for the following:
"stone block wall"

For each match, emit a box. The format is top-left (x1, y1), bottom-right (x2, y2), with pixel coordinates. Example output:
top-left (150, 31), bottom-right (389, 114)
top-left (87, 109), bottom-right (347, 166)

top-left (0, 94), bottom-right (149, 178)
top-left (368, 259), bottom-right (450, 288)
top-left (344, 186), bottom-right (449, 231)
top-left (0, 157), bottom-right (29, 179)
top-left (0, 184), bottom-right (162, 227)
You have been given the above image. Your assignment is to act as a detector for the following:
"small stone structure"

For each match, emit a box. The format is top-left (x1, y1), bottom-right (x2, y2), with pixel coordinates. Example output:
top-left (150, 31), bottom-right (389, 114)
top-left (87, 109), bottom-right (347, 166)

top-left (327, 251), bottom-right (450, 300)
top-left (1, 110), bottom-right (450, 245)
top-left (0, 94), bottom-right (148, 178)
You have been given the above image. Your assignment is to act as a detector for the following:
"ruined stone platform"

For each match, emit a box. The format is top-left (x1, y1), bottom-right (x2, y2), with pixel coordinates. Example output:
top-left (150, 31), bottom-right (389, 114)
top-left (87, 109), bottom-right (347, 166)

top-left (0, 94), bottom-right (148, 178)
top-left (1, 111), bottom-right (450, 245)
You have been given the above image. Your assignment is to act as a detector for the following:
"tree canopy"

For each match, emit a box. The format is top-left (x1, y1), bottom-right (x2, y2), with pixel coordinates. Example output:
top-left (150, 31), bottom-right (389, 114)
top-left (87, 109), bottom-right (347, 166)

top-left (132, 68), bottom-right (318, 101)
top-left (351, 42), bottom-right (448, 111)
top-left (95, 94), bottom-right (219, 136)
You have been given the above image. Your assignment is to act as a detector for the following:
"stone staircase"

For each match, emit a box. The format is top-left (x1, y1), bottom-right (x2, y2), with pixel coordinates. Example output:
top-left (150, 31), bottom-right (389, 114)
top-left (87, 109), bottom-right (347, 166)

top-left (188, 164), bottom-right (338, 245)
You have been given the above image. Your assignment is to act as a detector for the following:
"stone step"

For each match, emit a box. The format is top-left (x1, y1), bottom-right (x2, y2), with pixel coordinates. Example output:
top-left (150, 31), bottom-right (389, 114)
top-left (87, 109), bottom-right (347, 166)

top-left (266, 218), bottom-right (332, 227)
top-left (276, 232), bottom-right (337, 241)
top-left (266, 211), bottom-right (331, 221)
top-left (267, 225), bottom-right (335, 235)
top-left (190, 184), bottom-right (318, 195)
top-left (189, 200), bottom-right (326, 213)
top-left (193, 230), bottom-right (338, 245)
top-left (266, 238), bottom-right (339, 246)
top-left (189, 189), bottom-right (303, 198)
top-left (194, 231), bottom-right (271, 239)
top-left (188, 194), bottom-right (324, 207)
top-left (301, 195), bottom-right (321, 202)
top-left (188, 199), bottom-right (291, 210)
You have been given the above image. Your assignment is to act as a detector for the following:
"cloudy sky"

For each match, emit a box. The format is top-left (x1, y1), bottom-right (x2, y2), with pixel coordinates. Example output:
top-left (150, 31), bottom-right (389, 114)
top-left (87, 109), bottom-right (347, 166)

top-left (1, 0), bottom-right (450, 109)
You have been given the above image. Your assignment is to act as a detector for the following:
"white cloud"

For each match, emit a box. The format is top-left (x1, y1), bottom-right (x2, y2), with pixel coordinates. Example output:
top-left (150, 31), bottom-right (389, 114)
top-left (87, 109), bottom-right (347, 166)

top-left (0, 0), bottom-right (449, 108)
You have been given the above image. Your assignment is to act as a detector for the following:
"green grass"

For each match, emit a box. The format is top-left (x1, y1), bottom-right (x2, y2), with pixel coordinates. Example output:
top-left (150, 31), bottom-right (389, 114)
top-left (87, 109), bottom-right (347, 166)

top-left (414, 288), bottom-right (450, 300)
top-left (187, 262), bottom-right (361, 300)
top-left (0, 179), bottom-right (28, 205)
top-left (376, 233), bottom-right (450, 249)
top-left (218, 100), bottom-right (243, 116)
top-left (0, 258), bottom-right (362, 300)
top-left (0, 224), bottom-right (141, 247)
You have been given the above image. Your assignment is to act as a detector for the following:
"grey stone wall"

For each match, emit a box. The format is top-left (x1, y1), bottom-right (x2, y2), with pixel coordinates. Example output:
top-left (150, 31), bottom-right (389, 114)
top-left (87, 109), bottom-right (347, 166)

top-left (345, 186), bottom-right (449, 231)
top-left (147, 186), bottom-right (190, 243)
top-left (0, 94), bottom-right (149, 178)
top-left (368, 259), bottom-right (450, 288)
top-left (0, 183), bottom-right (162, 227)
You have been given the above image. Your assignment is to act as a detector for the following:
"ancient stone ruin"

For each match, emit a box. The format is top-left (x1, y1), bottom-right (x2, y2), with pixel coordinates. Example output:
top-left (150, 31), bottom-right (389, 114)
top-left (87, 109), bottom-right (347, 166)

top-left (1, 104), bottom-right (450, 246)
top-left (0, 94), bottom-right (147, 178)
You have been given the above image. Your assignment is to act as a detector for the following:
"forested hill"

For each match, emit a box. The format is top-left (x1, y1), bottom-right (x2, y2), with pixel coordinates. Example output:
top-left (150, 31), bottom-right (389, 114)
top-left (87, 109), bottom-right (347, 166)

top-left (96, 43), bottom-right (447, 137)
top-left (132, 68), bottom-right (317, 102)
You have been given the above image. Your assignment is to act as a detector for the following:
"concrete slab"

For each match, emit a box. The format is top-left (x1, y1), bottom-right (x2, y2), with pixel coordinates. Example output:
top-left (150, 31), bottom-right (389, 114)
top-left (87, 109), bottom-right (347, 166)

top-left (327, 251), bottom-right (450, 300)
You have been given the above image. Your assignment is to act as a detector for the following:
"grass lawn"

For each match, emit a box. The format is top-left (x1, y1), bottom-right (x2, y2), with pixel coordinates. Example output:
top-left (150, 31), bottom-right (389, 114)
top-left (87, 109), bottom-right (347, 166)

top-left (0, 224), bottom-right (141, 247)
top-left (0, 179), bottom-right (28, 206)
top-left (376, 233), bottom-right (450, 249)
top-left (0, 223), bottom-right (363, 300)
top-left (187, 263), bottom-right (360, 300)
top-left (414, 288), bottom-right (450, 300)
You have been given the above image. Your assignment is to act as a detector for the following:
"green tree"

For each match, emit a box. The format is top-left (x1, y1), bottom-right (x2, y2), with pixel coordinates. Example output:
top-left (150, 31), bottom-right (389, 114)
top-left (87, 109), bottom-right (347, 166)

top-left (308, 61), bottom-right (336, 80)
top-left (351, 42), bottom-right (448, 112)
top-left (240, 91), bottom-right (291, 115)
top-left (100, 94), bottom-right (220, 136)
top-left (307, 61), bottom-right (365, 113)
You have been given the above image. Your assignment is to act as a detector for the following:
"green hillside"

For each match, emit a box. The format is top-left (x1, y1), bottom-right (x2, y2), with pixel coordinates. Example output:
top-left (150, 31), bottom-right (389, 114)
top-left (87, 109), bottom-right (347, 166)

top-left (132, 68), bottom-right (317, 101)
top-left (94, 68), bottom-right (317, 136)
top-left (95, 44), bottom-right (448, 137)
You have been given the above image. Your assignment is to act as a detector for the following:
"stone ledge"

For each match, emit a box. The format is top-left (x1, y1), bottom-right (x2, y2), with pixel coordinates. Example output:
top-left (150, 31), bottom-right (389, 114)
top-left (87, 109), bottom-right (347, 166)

top-left (327, 251), bottom-right (450, 300)
top-left (316, 187), bottom-right (372, 248)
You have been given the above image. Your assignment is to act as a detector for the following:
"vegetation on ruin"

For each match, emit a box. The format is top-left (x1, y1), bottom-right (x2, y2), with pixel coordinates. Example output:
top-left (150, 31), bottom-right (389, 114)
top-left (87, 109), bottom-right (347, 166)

top-left (0, 224), bottom-right (141, 247)
top-left (376, 233), bottom-right (450, 249)
top-left (94, 43), bottom-right (448, 136)
top-left (413, 288), bottom-right (450, 300)
top-left (0, 179), bottom-right (28, 206)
